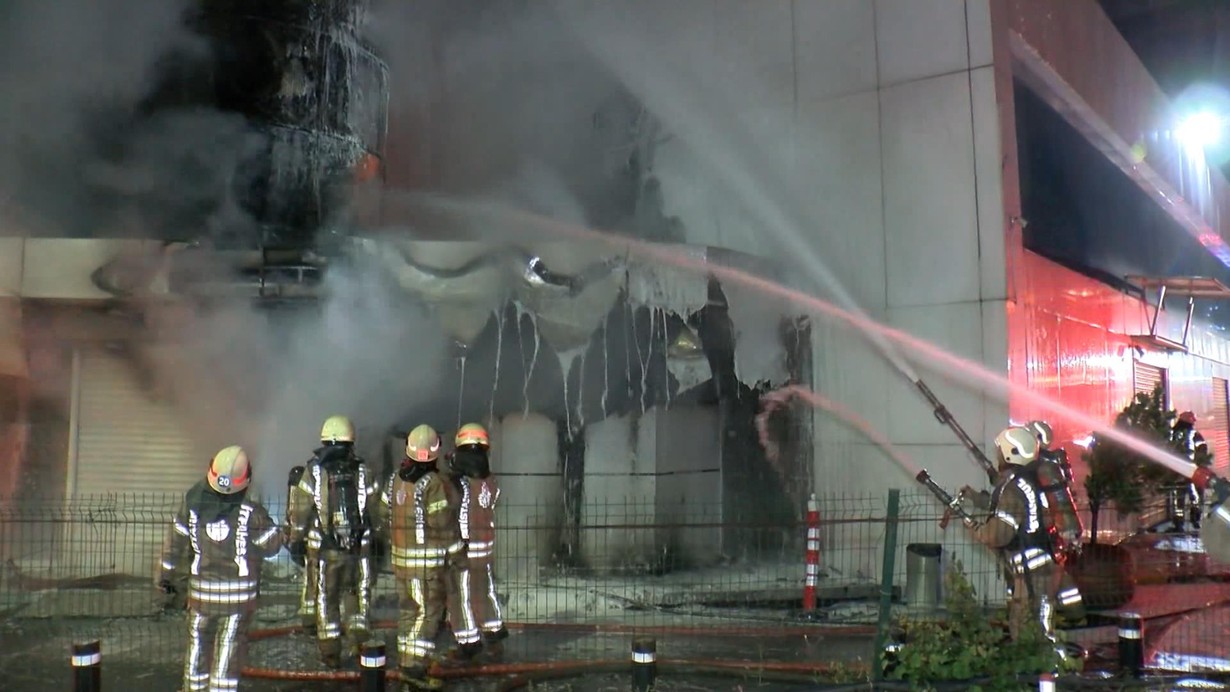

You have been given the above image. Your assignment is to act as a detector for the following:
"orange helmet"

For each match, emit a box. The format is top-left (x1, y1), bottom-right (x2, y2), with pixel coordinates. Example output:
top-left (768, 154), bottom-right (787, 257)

top-left (455, 423), bottom-right (490, 449)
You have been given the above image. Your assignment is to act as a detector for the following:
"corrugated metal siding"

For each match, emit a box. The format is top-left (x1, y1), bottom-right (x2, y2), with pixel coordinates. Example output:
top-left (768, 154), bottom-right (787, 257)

top-left (1211, 378), bottom-right (1229, 474)
top-left (62, 349), bottom-right (204, 579)
top-left (1133, 361), bottom-right (1167, 403)
top-left (74, 349), bottom-right (205, 496)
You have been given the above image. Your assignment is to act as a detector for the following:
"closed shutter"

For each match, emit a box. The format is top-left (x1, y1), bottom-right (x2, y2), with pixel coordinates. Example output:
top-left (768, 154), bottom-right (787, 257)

top-left (1211, 378), bottom-right (1229, 474)
top-left (1133, 362), bottom-right (1168, 404)
top-left (62, 349), bottom-right (206, 579)
top-left (74, 349), bottom-right (205, 496)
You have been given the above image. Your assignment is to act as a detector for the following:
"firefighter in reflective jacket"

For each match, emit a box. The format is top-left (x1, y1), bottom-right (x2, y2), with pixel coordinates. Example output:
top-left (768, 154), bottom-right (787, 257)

top-left (1172, 411), bottom-right (1209, 530)
top-left (973, 427), bottom-right (1081, 645)
top-left (374, 424), bottom-right (479, 691)
top-left (159, 446), bottom-right (283, 692)
top-left (1026, 419), bottom-right (1086, 624)
top-left (287, 415), bottom-right (377, 667)
top-left (286, 464), bottom-right (318, 633)
top-left (448, 423), bottom-right (509, 653)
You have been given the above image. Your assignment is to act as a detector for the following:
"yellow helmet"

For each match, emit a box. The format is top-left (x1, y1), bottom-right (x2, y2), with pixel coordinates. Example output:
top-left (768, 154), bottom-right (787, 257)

top-left (406, 424), bottom-right (441, 462)
top-left (207, 445), bottom-right (251, 494)
top-left (455, 423), bottom-right (490, 449)
top-left (320, 415), bottom-right (355, 444)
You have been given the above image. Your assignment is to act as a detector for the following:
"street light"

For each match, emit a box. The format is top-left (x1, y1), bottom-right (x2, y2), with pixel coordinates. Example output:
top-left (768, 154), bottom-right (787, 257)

top-left (1175, 111), bottom-right (1224, 150)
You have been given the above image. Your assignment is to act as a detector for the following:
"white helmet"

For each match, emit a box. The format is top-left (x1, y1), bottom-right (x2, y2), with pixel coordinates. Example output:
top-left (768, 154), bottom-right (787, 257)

top-left (208, 445), bottom-right (251, 494)
top-left (995, 426), bottom-right (1039, 466)
top-left (1026, 420), bottom-right (1054, 448)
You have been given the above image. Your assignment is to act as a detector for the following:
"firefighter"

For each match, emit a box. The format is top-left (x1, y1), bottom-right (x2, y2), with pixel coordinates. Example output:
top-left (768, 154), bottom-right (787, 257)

top-left (447, 423), bottom-right (509, 655)
top-left (286, 464), bottom-right (319, 634)
top-left (287, 415), bottom-right (377, 668)
top-left (1025, 419), bottom-right (1086, 624)
top-left (1172, 411), bottom-right (1209, 530)
top-left (972, 426), bottom-right (1079, 650)
top-left (375, 424), bottom-right (479, 691)
top-left (158, 445), bottom-right (283, 692)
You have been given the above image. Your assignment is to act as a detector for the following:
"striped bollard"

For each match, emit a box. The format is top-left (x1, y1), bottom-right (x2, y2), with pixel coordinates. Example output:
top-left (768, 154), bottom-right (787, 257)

top-left (1118, 612), bottom-right (1144, 678)
top-left (631, 638), bottom-right (656, 692)
top-left (359, 640), bottom-right (386, 692)
top-left (71, 640), bottom-right (101, 692)
top-left (1037, 672), bottom-right (1055, 691)
top-left (803, 493), bottom-right (821, 612)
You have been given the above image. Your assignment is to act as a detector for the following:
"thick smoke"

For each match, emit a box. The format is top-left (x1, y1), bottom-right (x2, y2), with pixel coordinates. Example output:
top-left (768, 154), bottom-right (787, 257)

top-left (145, 262), bottom-right (449, 500)
top-left (368, 0), bottom-right (641, 231)
top-left (0, 0), bottom-right (259, 240)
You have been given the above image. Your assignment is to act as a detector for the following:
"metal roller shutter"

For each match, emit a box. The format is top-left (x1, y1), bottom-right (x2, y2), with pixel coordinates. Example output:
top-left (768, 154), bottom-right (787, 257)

top-left (1211, 378), bottom-right (1229, 474)
top-left (1133, 362), bottom-right (1167, 403)
top-left (62, 349), bottom-right (207, 579)
top-left (73, 348), bottom-right (206, 496)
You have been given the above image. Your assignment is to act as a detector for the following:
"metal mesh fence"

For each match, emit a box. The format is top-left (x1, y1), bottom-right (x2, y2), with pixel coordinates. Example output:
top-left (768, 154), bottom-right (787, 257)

top-left (0, 489), bottom-right (1228, 689)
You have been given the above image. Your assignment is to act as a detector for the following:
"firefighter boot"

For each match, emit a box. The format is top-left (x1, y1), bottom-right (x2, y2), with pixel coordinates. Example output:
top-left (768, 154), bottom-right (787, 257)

top-left (483, 627), bottom-right (509, 660)
top-left (319, 638), bottom-right (344, 670)
top-left (400, 665), bottom-right (444, 692)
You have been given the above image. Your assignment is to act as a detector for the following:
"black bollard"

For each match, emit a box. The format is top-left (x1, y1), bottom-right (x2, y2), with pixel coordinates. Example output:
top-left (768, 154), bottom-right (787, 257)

top-left (1037, 672), bottom-right (1055, 691)
top-left (1118, 611), bottom-right (1144, 678)
top-left (631, 638), bottom-right (656, 692)
top-left (71, 640), bottom-right (101, 692)
top-left (359, 640), bottom-right (387, 692)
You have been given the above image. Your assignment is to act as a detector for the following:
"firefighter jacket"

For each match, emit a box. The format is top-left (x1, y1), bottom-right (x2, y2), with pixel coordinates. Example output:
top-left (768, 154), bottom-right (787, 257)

top-left (378, 463), bottom-right (464, 573)
top-left (974, 465), bottom-right (1055, 576)
top-left (455, 474), bottom-right (500, 562)
top-left (1172, 422), bottom-right (1208, 462)
top-left (1037, 449), bottom-right (1083, 545)
top-left (159, 481), bottom-right (283, 614)
top-left (289, 446), bottom-right (376, 554)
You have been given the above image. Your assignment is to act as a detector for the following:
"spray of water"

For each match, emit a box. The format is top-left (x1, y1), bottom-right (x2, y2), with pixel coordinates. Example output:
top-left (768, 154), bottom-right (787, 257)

top-left (403, 193), bottom-right (1201, 482)
top-left (758, 384), bottom-right (922, 478)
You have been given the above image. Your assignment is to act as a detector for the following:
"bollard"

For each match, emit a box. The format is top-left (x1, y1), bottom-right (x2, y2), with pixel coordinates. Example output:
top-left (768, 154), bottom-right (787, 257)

top-left (71, 640), bottom-right (101, 692)
top-left (1038, 672), bottom-right (1055, 691)
top-left (631, 638), bottom-right (656, 692)
top-left (359, 640), bottom-right (386, 692)
top-left (1118, 611), bottom-right (1144, 678)
top-left (803, 493), bottom-right (821, 612)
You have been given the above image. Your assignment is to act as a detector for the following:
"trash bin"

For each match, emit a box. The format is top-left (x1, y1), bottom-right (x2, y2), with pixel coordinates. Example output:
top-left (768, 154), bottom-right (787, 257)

top-left (905, 543), bottom-right (943, 608)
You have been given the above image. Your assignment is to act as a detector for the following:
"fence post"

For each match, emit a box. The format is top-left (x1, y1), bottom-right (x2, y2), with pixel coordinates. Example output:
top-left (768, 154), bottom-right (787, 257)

top-left (803, 493), bottom-right (821, 614)
top-left (71, 640), bottom-right (101, 692)
top-left (872, 489), bottom-right (902, 682)
top-left (1118, 611), bottom-right (1144, 678)
top-left (631, 637), bottom-right (657, 692)
top-left (359, 640), bottom-right (386, 692)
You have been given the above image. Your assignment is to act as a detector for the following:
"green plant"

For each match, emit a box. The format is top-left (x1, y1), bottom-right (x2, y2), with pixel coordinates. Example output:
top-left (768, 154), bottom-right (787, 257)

top-left (883, 561), bottom-right (1078, 691)
top-left (1082, 385), bottom-right (1206, 541)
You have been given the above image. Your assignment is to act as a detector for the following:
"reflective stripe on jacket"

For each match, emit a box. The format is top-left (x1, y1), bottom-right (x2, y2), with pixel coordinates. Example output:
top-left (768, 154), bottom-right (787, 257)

top-left (288, 450), bottom-right (375, 551)
top-left (159, 481), bottom-right (282, 613)
top-left (457, 476), bottom-right (500, 560)
top-left (381, 469), bottom-right (463, 572)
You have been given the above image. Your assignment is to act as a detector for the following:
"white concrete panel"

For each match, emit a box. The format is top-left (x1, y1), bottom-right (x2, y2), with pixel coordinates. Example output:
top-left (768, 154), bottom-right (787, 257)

top-left (881, 72), bottom-right (979, 307)
top-left (581, 414), bottom-right (656, 569)
top-left (874, 0), bottom-right (970, 86)
top-left (21, 239), bottom-right (153, 300)
top-left (795, 90), bottom-right (886, 313)
top-left (495, 413), bottom-right (561, 578)
top-left (979, 299), bottom-right (1010, 444)
top-left (0, 238), bottom-right (22, 296)
top-left (886, 302), bottom-right (986, 450)
top-left (792, 0), bottom-right (878, 101)
top-left (714, 0), bottom-right (795, 76)
top-left (971, 66), bottom-right (1006, 300)
top-left (813, 320), bottom-right (893, 436)
top-left (966, 0), bottom-right (993, 68)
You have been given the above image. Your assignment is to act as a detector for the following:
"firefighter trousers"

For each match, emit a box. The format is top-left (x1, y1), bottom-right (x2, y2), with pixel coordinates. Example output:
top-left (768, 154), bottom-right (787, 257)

top-left (1008, 562), bottom-right (1080, 643)
top-left (315, 548), bottom-right (372, 655)
top-left (446, 561), bottom-right (482, 647)
top-left (183, 608), bottom-right (252, 692)
top-left (298, 546), bottom-right (320, 629)
top-left (396, 568), bottom-right (450, 668)
top-left (460, 559), bottom-right (505, 637)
